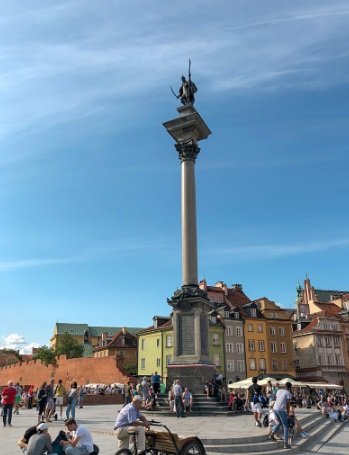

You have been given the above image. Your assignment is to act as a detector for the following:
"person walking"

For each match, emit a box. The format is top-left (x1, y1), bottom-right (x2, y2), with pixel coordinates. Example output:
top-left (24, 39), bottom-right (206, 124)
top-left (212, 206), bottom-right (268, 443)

top-left (269, 381), bottom-right (293, 450)
top-left (247, 377), bottom-right (263, 427)
top-left (65, 382), bottom-right (78, 421)
top-left (54, 379), bottom-right (66, 419)
top-left (1, 379), bottom-right (16, 427)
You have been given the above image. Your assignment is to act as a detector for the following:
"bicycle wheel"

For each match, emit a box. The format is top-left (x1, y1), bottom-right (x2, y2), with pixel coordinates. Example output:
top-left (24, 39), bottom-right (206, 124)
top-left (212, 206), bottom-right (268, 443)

top-left (180, 440), bottom-right (205, 455)
top-left (115, 449), bottom-right (133, 455)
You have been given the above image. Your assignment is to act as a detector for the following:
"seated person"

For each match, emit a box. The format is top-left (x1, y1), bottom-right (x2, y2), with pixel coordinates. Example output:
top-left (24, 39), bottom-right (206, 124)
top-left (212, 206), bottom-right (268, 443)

top-left (60, 418), bottom-right (94, 455)
top-left (288, 405), bottom-right (308, 438)
top-left (24, 422), bottom-right (57, 455)
top-left (18, 423), bottom-right (67, 454)
top-left (144, 388), bottom-right (157, 410)
top-left (182, 387), bottom-right (193, 414)
top-left (114, 395), bottom-right (150, 452)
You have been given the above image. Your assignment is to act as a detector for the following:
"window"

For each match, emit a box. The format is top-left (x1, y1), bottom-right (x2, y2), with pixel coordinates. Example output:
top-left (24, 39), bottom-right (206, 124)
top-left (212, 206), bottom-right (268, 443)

top-left (236, 327), bottom-right (242, 337)
top-left (269, 327), bottom-right (276, 336)
top-left (141, 358), bottom-right (145, 369)
top-left (279, 327), bottom-right (285, 336)
top-left (213, 334), bottom-right (220, 345)
top-left (334, 336), bottom-right (340, 347)
top-left (248, 339), bottom-right (255, 351)
top-left (237, 359), bottom-right (245, 372)
top-left (249, 358), bottom-right (256, 370)
top-left (247, 323), bottom-right (253, 332)
top-left (332, 324), bottom-right (338, 330)
top-left (156, 338), bottom-right (160, 348)
top-left (156, 358), bottom-right (161, 367)
top-left (327, 355), bottom-right (332, 365)
top-left (236, 343), bottom-right (244, 354)
top-left (272, 359), bottom-right (278, 371)
top-left (259, 358), bottom-right (266, 370)
top-left (118, 350), bottom-right (125, 358)
top-left (318, 356), bottom-right (322, 365)
top-left (258, 340), bottom-right (265, 352)
top-left (166, 335), bottom-right (172, 347)
top-left (325, 336), bottom-right (331, 346)
top-left (281, 360), bottom-right (288, 370)
top-left (225, 310), bottom-right (230, 318)
top-left (257, 324), bottom-right (263, 333)
top-left (141, 339), bottom-right (145, 350)
top-left (269, 313), bottom-right (274, 318)
top-left (227, 360), bottom-right (234, 371)
top-left (317, 337), bottom-right (322, 347)
top-left (251, 308), bottom-right (257, 317)
top-left (226, 343), bottom-right (234, 353)
top-left (336, 355), bottom-right (343, 366)
top-left (280, 342), bottom-right (287, 353)
top-left (166, 355), bottom-right (172, 366)
top-left (226, 327), bottom-right (232, 336)
top-left (271, 341), bottom-right (277, 353)
top-left (234, 312), bottom-right (240, 319)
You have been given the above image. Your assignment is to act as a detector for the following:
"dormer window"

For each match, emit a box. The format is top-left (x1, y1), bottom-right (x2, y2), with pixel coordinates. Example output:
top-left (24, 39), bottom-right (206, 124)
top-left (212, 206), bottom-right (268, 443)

top-left (224, 310), bottom-right (230, 318)
top-left (251, 308), bottom-right (257, 317)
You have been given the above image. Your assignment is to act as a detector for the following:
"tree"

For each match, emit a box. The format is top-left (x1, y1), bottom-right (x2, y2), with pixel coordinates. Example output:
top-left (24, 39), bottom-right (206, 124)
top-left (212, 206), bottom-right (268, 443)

top-left (56, 333), bottom-right (84, 359)
top-left (34, 346), bottom-right (57, 366)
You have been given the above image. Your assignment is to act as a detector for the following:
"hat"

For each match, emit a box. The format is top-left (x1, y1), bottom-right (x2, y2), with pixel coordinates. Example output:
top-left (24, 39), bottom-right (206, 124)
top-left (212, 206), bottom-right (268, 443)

top-left (37, 423), bottom-right (49, 431)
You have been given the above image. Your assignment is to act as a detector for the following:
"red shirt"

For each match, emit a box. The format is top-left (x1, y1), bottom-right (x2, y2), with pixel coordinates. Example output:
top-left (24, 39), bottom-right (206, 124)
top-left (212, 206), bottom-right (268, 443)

top-left (1, 386), bottom-right (16, 405)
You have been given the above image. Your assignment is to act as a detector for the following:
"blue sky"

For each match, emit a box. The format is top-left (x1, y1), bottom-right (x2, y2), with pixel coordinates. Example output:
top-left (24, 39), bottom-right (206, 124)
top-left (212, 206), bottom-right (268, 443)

top-left (1, 1), bottom-right (349, 353)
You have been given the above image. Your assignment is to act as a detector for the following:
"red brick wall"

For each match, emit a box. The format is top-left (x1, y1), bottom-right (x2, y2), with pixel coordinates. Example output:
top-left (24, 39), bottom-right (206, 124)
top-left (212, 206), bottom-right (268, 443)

top-left (0, 355), bottom-right (129, 388)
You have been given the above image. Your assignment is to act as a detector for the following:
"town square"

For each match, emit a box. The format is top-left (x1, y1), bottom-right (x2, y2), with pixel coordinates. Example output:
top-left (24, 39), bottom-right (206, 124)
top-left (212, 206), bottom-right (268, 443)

top-left (1, 1), bottom-right (349, 454)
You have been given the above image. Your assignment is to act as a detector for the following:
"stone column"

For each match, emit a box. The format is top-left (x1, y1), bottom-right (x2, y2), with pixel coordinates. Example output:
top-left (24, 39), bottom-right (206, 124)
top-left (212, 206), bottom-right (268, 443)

top-left (176, 141), bottom-right (199, 286)
top-left (163, 104), bottom-right (216, 392)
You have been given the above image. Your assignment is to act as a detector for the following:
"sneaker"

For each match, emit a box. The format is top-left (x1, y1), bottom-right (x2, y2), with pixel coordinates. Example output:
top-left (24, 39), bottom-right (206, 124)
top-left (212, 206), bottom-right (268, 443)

top-left (255, 421), bottom-right (259, 426)
top-left (258, 420), bottom-right (262, 427)
top-left (283, 443), bottom-right (291, 449)
top-left (269, 433), bottom-right (277, 441)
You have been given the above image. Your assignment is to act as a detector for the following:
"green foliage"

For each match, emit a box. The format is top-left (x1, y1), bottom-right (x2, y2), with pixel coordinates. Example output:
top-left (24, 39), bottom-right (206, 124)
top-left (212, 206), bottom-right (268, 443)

top-left (56, 332), bottom-right (84, 359)
top-left (34, 345), bottom-right (57, 366)
top-left (124, 363), bottom-right (137, 375)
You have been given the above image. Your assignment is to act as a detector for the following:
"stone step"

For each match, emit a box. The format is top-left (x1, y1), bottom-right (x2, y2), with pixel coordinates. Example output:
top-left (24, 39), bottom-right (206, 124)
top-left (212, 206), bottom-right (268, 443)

top-left (205, 414), bottom-right (345, 454)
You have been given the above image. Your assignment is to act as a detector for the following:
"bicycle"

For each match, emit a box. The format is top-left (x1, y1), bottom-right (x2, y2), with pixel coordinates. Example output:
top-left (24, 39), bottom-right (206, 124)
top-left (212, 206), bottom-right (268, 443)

top-left (115, 419), bottom-right (205, 455)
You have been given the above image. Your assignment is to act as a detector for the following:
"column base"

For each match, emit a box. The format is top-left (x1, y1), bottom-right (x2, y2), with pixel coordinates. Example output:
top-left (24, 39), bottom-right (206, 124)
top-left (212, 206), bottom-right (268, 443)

top-left (167, 363), bottom-right (216, 394)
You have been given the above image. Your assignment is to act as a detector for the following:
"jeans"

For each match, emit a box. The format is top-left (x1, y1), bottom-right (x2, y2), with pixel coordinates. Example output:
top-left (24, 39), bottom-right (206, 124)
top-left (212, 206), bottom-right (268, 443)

top-left (272, 410), bottom-right (289, 443)
top-left (66, 398), bottom-right (76, 419)
top-left (174, 396), bottom-right (184, 417)
top-left (3, 404), bottom-right (13, 425)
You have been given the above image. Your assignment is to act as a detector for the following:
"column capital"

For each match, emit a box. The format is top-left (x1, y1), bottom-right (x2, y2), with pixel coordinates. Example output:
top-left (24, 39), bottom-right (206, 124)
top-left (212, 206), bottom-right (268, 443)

top-left (175, 141), bottom-right (200, 162)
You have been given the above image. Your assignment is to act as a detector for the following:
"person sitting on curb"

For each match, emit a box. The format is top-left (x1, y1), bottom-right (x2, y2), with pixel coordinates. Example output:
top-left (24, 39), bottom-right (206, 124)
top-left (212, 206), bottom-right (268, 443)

top-left (114, 395), bottom-right (150, 452)
top-left (60, 418), bottom-right (95, 455)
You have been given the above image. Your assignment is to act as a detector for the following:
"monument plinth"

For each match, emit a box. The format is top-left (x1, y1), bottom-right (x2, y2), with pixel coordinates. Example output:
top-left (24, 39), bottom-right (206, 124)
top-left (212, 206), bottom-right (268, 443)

top-left (163, 73), bottom-right (216, 392)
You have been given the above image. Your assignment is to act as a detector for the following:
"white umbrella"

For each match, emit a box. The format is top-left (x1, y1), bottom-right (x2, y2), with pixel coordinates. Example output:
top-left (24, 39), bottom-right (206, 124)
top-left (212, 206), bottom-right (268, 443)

top-left (228, 377), bottom-right (253, 389)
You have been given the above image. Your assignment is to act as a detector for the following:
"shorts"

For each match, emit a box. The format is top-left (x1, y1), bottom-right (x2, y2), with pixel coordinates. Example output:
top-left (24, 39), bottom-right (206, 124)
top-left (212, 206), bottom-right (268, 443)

top-left (46, 397), bottom-right (55, 410)
top-left (251, 402), bottom-right (262, 413)
top-left (55, 396), bottom-right (63, 406)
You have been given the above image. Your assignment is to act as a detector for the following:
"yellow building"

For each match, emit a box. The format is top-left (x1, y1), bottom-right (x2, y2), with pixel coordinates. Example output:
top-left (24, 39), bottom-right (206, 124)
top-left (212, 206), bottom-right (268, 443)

top-left (242, 300), bottom-right (295, 378)
top-left (137, 316), bottom-right (174, 382)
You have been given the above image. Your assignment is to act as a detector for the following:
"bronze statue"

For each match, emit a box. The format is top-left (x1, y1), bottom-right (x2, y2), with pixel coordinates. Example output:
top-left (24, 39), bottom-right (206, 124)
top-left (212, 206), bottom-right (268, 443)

top-left (171, 60), bottom-right (198, 105)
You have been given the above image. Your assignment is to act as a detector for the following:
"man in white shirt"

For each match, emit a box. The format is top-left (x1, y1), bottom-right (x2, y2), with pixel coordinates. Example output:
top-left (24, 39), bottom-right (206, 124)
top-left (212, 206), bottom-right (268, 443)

top-left (60, 418), bottom-right (94, 455)
top-left (269, 382), bottom-right (293, 450)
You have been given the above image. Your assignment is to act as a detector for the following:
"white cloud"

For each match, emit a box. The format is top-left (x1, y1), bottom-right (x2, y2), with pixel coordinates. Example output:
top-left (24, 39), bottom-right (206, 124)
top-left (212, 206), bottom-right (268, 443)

top-left (0, 239), bottom-right (166, 272)
top-left (0, 1), bottom-right (348, 145)
top-left (207, 238), bottom-right (349, 261)
top-left (0, 333), bottom-right (40, 354)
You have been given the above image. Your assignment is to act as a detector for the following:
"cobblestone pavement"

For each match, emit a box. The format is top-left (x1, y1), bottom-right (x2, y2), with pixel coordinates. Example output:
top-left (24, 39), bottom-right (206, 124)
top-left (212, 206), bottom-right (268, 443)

top-left (0, 405), bottom-right (347, 454)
